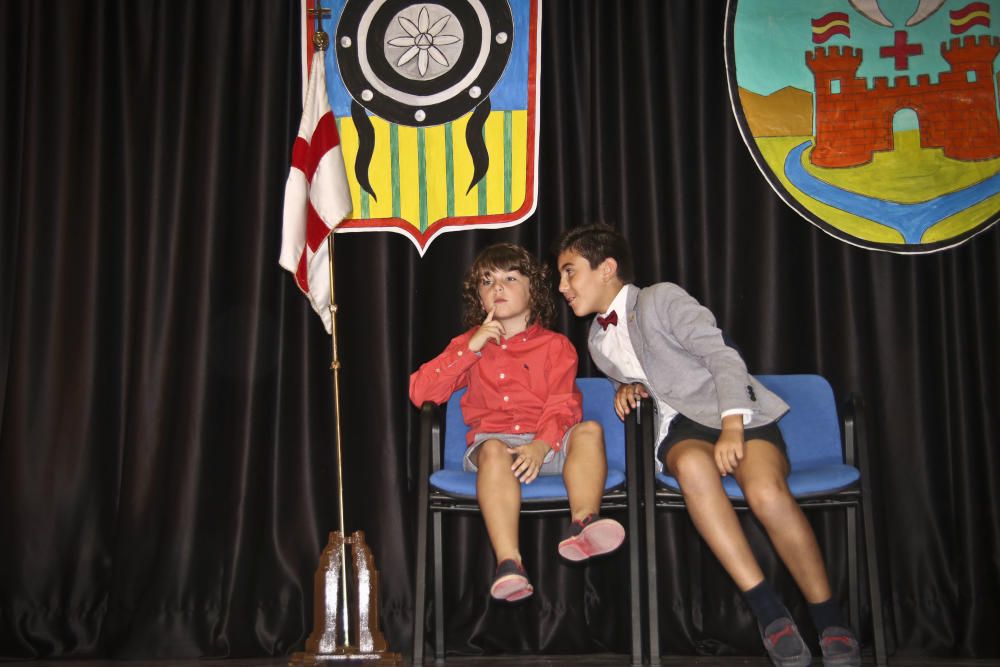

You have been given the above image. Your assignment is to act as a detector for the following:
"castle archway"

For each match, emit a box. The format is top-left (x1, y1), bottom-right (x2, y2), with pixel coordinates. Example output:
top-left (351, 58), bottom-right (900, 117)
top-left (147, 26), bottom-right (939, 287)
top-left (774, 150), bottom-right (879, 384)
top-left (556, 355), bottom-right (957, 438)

top-left (891, 107), bottom-right (921, 152)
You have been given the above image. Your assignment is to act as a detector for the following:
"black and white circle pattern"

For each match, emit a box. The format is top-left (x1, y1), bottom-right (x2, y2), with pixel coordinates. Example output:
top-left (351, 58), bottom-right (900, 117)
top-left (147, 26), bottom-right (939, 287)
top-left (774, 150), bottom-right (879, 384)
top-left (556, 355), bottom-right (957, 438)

top-left (337, 0), bottom-right (514, 126)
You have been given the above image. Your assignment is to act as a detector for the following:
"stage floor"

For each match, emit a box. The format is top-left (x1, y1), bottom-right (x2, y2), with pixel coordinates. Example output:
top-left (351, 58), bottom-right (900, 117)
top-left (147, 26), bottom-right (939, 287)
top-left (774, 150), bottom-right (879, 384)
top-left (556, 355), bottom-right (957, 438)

top-left (10, 657), bottom-right (997, 667)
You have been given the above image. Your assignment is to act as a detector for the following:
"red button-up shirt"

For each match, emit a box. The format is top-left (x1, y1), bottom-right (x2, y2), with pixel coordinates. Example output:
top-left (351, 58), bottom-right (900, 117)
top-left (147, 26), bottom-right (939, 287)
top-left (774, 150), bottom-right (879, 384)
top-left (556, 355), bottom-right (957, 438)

top-left (409, 324), bottom-right (582, 450)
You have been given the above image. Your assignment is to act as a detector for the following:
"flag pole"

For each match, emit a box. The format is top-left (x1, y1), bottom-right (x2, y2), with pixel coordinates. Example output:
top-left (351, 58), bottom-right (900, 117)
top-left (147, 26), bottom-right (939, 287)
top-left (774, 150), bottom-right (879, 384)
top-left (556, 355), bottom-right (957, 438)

top-left (326, 231), bottom-right (350, 647)
top-left (309, 4), bottom-right (351, 648)
top-left (288, 4), bottom-right (399, 663)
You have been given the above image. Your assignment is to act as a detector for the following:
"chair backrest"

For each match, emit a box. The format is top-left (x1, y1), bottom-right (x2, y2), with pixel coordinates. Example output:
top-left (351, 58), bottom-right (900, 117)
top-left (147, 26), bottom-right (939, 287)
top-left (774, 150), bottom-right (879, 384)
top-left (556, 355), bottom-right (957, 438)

top-left (442, 378), bottom-right (624, 471)
top-left (757, 374), bottom-right (843, 468)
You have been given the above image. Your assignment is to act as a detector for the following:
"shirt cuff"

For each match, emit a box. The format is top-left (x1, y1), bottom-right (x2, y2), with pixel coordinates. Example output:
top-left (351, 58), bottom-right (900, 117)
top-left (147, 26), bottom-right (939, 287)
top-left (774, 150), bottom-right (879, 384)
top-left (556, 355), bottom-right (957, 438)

top-left (720, 408), bottom-right (752, 425)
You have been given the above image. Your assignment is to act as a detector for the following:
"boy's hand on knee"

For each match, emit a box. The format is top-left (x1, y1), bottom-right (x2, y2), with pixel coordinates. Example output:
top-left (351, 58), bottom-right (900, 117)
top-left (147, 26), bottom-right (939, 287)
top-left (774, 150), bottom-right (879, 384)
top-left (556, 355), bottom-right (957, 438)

top-left (509, 440), bottom-right (549, 484)
top-left (714, 430), bottom-right (745, 476)
top-left (614, 383), bottom-right (649, 420)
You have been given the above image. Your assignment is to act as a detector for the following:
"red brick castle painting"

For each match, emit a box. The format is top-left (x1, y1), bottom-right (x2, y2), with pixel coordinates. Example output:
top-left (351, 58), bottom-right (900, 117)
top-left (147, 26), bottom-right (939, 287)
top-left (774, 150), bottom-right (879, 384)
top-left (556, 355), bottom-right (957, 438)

top-left (727, 0), bottom-right (1000, 253)
top-left (808, 35), bottom-right (1000, 166)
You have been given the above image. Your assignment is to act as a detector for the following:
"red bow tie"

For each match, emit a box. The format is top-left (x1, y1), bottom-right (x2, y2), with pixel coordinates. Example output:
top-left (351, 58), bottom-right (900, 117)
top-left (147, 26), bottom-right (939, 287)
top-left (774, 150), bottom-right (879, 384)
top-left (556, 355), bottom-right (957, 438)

top-left (597, 310), bottom-right (618, 330)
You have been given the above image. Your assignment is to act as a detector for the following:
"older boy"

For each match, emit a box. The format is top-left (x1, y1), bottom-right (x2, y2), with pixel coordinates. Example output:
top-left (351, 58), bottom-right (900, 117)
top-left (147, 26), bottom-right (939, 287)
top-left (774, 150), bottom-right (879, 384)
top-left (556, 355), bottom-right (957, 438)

top-left (555, 224), bottom-right (860, 667)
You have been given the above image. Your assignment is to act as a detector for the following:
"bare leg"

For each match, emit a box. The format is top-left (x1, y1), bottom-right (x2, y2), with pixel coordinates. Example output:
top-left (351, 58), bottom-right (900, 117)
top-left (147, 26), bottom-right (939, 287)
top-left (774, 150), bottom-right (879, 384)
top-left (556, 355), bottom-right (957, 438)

top-left (734, 439), bottom-right (832, 603)
top-left (559, 420), bottom-right (624, 561)
top-left (665, 439), bottom-right (765, 591)
top-left (475, 439), bottom-right (522, 563)
top-left (562, 420), bottom-right (607, 521)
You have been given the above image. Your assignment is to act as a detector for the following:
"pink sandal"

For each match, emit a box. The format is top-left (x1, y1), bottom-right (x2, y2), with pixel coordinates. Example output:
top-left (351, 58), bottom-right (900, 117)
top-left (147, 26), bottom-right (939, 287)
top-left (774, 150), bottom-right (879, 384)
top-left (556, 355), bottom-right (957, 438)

top-left (490, 559), bottom-right (533, 601)
top-left (558, 514), bottom-right (625, 561)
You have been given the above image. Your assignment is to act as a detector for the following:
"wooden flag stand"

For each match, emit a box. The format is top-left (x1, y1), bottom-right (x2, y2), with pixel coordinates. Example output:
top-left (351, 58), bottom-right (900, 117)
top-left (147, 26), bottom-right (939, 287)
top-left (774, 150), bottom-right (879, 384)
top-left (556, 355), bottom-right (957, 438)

top-left (288, 528), bottom-right (399, 665)
top-left (289, 6), bottom-right (400, 664)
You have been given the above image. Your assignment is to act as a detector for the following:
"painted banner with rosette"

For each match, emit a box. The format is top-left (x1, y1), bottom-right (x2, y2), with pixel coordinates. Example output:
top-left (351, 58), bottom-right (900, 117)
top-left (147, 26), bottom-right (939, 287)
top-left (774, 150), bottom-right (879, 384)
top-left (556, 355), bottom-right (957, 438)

top-left (727, 0), bottom-right (1000, 253)
top-left (304, 0), bottom-right (540, 255)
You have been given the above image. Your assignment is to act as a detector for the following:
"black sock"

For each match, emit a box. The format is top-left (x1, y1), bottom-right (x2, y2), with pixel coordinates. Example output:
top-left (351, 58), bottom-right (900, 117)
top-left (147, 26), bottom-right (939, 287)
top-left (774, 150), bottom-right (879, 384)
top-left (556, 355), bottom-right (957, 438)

top-left (742, 580), bottom-right (788, 628)
top-left (809, 597), bottom-right (848, 633)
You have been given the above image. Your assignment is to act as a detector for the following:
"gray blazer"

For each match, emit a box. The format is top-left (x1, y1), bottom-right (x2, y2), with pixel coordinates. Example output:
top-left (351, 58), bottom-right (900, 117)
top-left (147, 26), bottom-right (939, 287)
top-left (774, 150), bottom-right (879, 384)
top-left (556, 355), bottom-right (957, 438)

top-left (588, 284), bottom-right (788, 429)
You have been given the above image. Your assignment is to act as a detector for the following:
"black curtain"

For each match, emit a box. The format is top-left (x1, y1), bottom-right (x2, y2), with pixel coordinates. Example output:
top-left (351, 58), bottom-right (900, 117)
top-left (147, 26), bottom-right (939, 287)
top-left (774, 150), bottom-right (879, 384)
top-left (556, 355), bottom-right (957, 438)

top-left (2, 0), bottom-right (998, 661)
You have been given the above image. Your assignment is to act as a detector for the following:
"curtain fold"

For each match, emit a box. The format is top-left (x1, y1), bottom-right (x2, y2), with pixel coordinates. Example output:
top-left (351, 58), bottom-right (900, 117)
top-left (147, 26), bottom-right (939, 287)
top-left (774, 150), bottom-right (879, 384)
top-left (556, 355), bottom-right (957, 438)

top-left (1, 0), bottom-right (998, 660)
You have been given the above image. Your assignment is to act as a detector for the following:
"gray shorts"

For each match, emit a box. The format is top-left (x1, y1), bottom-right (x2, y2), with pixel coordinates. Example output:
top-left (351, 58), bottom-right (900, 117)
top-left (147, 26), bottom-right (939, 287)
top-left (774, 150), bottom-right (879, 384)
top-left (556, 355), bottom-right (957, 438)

top-left (462, 426), bottom-right (576, 474)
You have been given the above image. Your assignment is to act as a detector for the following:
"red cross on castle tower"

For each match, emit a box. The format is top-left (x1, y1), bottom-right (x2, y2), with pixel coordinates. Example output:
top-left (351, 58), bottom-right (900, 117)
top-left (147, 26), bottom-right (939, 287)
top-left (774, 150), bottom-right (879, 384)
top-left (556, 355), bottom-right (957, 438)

top-left (880, 30), bottom-right (923, 69)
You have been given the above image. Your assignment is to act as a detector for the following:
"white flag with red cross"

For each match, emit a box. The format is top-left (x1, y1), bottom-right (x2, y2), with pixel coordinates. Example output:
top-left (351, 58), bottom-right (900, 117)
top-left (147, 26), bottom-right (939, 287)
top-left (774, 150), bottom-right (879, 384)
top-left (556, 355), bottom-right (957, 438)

top-left (280, 50), bottom-right (352, 333)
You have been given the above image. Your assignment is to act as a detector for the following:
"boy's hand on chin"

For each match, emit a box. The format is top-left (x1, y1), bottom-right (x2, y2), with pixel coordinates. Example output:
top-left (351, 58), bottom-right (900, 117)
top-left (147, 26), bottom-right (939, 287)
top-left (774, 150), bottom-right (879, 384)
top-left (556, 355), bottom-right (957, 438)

top-left (468, 307), bottom-right (506, 352)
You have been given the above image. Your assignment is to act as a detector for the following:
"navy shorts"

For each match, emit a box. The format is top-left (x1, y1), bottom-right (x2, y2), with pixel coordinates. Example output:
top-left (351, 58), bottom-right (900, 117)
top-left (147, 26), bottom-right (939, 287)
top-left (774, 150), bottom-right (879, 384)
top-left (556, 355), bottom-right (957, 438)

top-left (657, 413), bottom-right (788, 469)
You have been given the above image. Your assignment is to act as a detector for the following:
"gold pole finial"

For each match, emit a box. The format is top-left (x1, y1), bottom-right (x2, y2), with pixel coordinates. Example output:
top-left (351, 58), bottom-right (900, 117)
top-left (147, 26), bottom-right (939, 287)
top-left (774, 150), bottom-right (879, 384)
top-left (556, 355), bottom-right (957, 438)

top-left (308, 2), bottom-right (332, 51)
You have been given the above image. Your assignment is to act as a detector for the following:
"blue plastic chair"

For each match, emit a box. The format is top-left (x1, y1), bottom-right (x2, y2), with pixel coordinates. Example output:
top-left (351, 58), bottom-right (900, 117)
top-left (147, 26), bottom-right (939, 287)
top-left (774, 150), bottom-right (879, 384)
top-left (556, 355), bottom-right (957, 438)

top-left (638, 374), bottom-right (887, 666)
top-left (412, 377), bottom-right (644, 665)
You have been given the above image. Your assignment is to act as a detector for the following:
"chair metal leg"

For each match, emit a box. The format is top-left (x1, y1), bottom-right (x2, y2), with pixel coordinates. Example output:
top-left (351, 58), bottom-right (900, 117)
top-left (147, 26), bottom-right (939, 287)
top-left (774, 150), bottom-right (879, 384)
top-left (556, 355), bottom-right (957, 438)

top-left (852, 394), bottom-right (888, 667)
top-left (414, 403), bottom-right (437, 666)
top-left (642, 412), bottom-right (661, 664)
top-left (846, 503), bottom-right (860, 635)
top-left (413, 491), bottom-right (429, 665)
top-left (861, 496), bottom-right (888, 667)
top-left (625, 403), bottom-right (645, 666)
top-left (432, 510), bottom-right (445, 660)
top-left (644, 490), bottom-right (660, 664)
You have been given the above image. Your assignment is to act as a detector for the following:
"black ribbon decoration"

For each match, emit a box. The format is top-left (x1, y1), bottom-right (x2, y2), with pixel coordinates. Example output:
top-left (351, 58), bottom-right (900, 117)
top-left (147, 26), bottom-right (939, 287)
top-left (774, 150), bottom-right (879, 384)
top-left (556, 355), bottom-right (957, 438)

top-left (352, 99), bottom-right (377, 201)
top-left (465, 98), bottom-right (491, 194)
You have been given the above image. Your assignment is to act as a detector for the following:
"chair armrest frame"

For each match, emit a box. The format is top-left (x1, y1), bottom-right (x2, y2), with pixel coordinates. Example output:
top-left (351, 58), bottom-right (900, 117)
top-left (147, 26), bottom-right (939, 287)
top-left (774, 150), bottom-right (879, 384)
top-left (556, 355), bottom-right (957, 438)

top-left (842, 393), bottom-right (861, 468)
top-left (420, 401), bottom-right (442, 473)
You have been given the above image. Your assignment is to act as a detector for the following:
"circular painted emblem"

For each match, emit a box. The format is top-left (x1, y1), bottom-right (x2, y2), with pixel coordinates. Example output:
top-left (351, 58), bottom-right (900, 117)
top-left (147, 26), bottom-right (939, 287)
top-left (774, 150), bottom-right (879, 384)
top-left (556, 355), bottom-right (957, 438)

top-left (336, 0), bottom-right (513, 127)
top-left (726, 0), bottom-right (1000, 253)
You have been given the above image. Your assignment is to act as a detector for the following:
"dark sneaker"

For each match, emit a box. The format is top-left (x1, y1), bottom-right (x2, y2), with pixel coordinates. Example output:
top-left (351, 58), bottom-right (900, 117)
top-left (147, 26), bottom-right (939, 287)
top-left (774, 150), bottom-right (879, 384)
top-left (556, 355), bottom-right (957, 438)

top-left (558, 514), bottom-right (625, 561)
top-left (819, 626), bottom-right (861, 666)
top-left (490, 559), bottom-right (533, 602)
top-left (758, 617), bottom-right (812, 667)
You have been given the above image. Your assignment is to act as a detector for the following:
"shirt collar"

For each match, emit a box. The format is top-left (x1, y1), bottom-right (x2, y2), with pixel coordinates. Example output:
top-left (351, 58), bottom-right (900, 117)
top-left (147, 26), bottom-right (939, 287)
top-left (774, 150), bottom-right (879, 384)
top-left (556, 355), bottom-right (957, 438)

top-left (599, 285), bottom-right (631, 320)
top-left (505, 321), bottom-right (542, 342)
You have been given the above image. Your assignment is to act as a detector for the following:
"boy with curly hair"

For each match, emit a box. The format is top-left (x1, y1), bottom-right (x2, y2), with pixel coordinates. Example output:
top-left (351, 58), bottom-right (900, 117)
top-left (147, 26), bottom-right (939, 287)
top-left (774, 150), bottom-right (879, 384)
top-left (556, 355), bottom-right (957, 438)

top-left (410, 243), bottom-right (625, 602)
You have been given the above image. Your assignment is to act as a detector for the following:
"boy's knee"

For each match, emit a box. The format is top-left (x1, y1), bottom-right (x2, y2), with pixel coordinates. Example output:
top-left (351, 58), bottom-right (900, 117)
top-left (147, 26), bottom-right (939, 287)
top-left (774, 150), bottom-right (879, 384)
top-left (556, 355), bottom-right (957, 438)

top-left (671, 449), bottom-right (717, 493)
top-left (743, 477), bottom-right (792, 513)
top-left (572, 420), bottom-right (603, 441)
top-left (476, 439), bottom-right (510, 466)
top-left (567, 421), bottom-right (605, 461)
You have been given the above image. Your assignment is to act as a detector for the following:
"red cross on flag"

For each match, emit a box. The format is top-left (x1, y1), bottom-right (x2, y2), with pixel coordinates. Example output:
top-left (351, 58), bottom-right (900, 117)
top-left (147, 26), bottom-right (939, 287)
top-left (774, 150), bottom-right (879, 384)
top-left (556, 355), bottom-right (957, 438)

top-left (280, 51), bottom-right (353, 333)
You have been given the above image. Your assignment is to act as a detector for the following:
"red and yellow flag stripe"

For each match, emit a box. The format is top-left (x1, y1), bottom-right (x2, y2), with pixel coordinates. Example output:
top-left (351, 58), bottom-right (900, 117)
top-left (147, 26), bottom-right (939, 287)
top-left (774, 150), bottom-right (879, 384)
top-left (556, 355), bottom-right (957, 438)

top-left (950, 2), bottom-right (991, 34)
top-left (812, 12), bottom-right (851, 44)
